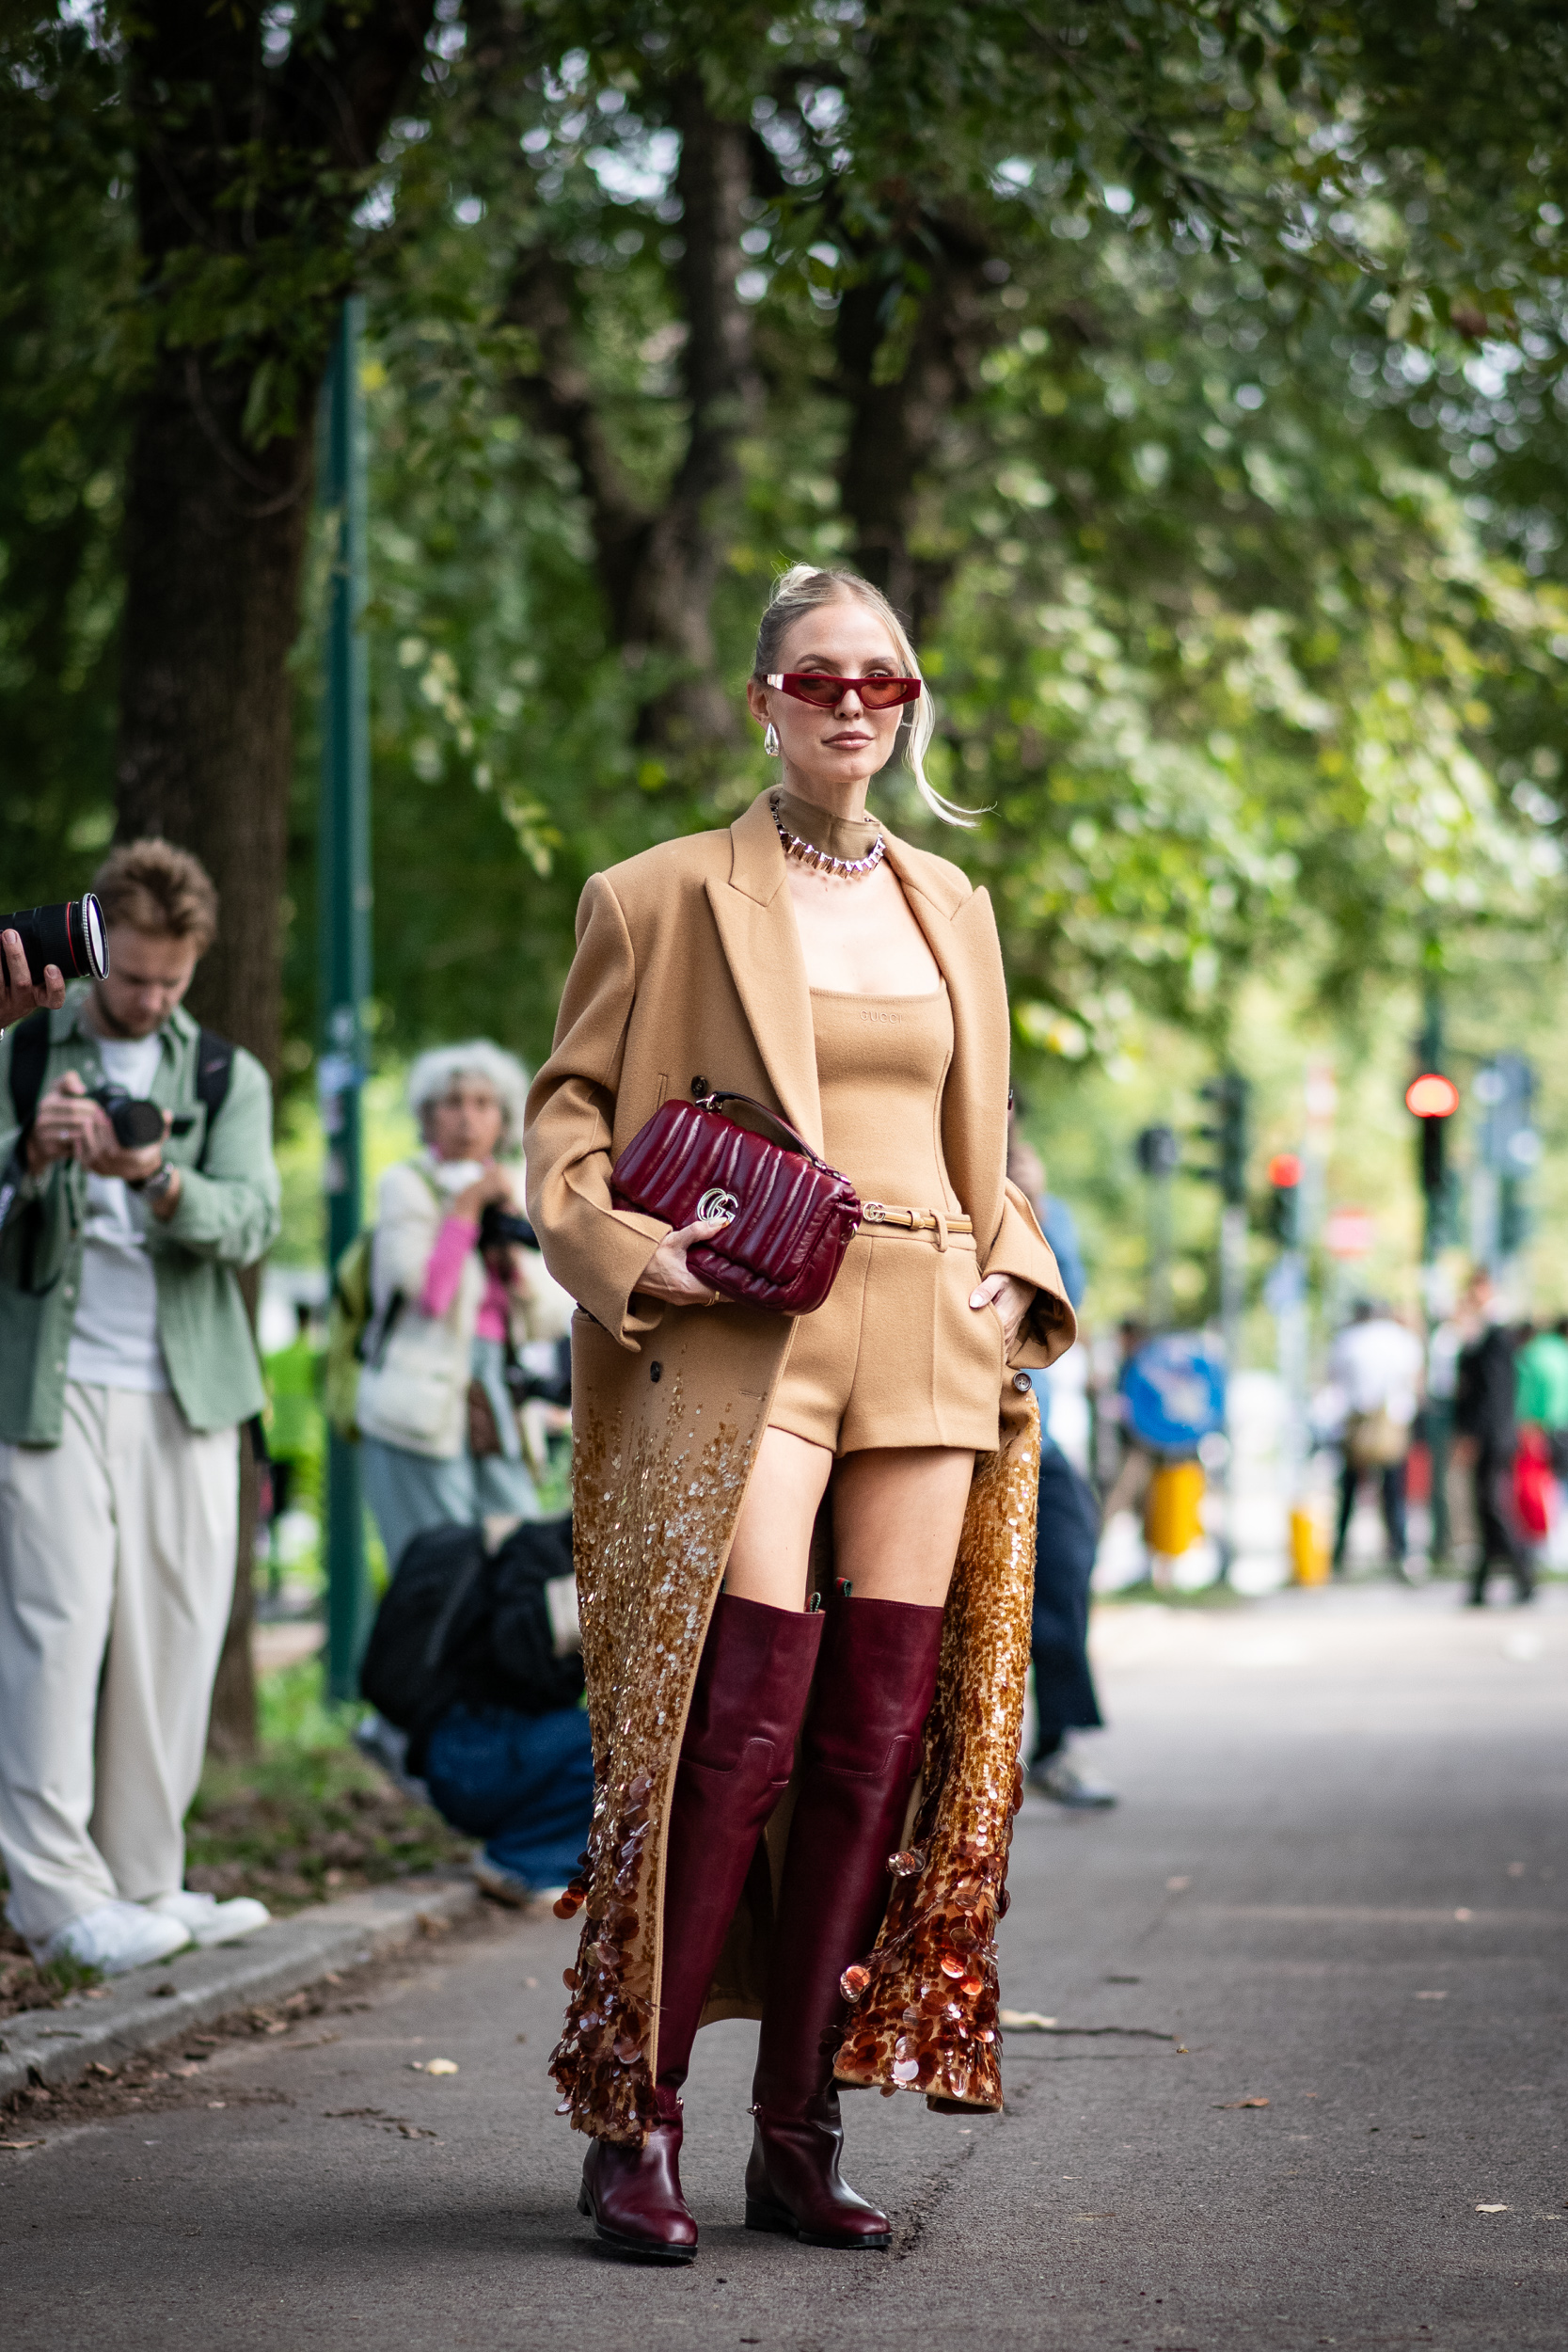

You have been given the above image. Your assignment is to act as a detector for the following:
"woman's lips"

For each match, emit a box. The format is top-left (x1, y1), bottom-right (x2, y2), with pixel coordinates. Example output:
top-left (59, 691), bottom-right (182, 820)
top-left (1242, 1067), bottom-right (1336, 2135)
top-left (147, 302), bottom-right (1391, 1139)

top-left (824, 729), bottom-right (873, 746)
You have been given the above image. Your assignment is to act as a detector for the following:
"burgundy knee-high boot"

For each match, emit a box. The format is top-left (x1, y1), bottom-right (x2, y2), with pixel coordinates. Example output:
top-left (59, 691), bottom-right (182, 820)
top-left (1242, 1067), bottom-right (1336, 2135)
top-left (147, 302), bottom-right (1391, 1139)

top-left (579, 1593), bottom-right (823, 2263)
top-left (746, 1593), bottom-right (945, 2249)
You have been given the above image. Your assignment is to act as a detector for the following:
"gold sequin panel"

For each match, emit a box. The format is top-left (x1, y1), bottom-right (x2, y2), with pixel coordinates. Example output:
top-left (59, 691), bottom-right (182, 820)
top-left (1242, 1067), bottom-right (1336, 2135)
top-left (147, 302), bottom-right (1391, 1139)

top-left (548, 1370), bottom-right (756, 2144)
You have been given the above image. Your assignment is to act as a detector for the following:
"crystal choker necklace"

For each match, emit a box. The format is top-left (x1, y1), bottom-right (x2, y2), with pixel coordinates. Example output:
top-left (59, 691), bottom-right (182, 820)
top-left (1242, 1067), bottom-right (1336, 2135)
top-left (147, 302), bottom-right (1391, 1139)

top-left (769, 790), bottom-right (887, 882)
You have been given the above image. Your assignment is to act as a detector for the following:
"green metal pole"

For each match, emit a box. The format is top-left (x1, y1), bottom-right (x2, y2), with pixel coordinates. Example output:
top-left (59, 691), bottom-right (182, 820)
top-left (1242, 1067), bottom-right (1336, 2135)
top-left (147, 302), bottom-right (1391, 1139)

top-left (319, 296), bottom-right (372, 1701)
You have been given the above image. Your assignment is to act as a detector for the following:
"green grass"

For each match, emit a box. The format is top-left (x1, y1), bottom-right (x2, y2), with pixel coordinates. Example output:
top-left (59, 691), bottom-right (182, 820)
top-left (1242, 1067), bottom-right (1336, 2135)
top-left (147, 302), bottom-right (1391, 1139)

top-left (187, 1660), bottom-right (471, 1913)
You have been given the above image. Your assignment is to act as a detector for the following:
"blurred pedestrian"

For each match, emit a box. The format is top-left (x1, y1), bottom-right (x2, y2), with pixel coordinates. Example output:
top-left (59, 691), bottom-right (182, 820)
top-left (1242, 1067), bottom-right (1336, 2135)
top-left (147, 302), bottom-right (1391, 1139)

top-left (1453, 1269), bottom-right (1531, 1606)
top-left (1328, 1299), bottom-right (1422, 1577)
top-left (356, 1042), bottom-right (571, 1574)
top-left (1514, 1315), bottom-right (1568, 1473)
top-left (359, 1514), bottom-right (593, 1906)
top-left (0, 841), bottom-right (278, 1974)
top-left (1007, 1136), bottom-right (1114, 1809)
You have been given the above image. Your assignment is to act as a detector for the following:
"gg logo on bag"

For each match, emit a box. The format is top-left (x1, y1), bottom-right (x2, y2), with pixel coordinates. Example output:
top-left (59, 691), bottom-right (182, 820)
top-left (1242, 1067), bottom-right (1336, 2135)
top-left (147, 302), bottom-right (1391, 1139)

top-left (697, 1187), bottom-right (740, 1223)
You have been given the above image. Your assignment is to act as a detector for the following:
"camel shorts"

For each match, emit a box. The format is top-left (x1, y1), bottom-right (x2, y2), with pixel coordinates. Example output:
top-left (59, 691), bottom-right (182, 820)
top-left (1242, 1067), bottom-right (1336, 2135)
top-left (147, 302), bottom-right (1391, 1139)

top-left (768, 1227), bottom-right (1005, 1457)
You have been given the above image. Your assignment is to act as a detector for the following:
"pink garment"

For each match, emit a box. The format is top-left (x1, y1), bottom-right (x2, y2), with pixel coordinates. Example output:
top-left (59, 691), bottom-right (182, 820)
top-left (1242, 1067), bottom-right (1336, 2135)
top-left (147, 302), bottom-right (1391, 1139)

top-left (420, 1214), bottom-right (512, 1341)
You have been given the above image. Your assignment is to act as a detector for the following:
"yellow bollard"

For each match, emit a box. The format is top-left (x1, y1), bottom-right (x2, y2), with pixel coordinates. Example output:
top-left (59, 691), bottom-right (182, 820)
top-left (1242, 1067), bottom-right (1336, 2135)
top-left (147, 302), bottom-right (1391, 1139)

top-left (1145, 1459), bottom-right (1206, 1557)
top-left (1290, 1503), bottom-right (1331, 1585)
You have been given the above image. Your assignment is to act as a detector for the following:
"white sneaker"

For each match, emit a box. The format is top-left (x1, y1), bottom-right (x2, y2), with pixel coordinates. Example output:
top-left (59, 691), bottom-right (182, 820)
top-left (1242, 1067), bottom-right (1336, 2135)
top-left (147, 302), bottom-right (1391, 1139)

top-left (148, 1889), bottom-right (272, 1947)
top-left (38, 1899), bottom-right (192, 1976)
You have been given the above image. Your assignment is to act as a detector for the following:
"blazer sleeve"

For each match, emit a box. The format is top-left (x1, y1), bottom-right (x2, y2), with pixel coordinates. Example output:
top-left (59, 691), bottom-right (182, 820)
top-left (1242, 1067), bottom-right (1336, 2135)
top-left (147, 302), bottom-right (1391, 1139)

top-left (524, 874), bottom-right (671, 1349)
top-left (981, 1177), bottom-right (1078, 1369)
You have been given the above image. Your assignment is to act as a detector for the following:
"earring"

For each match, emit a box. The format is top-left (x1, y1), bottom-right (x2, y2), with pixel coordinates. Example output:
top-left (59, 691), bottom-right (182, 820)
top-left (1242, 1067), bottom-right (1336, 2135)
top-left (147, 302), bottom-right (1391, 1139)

top-left (764, 721), bottom-right (780, 755)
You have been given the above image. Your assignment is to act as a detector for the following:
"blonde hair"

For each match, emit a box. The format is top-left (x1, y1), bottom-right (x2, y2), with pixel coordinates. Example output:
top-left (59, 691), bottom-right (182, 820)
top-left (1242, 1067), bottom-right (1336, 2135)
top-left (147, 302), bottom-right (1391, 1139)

top-left (752, 564), bottom-right (974, 827)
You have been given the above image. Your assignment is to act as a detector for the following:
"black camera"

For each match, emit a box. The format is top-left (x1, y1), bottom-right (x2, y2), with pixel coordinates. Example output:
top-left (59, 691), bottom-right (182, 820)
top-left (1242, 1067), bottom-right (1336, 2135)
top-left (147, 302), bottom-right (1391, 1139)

top-left (1, 896), bottom-right (109, 990)
top-left (89, 1084), bottom-right (193, 1152)
top-left (478, 1201), bottom-right (537, 1254)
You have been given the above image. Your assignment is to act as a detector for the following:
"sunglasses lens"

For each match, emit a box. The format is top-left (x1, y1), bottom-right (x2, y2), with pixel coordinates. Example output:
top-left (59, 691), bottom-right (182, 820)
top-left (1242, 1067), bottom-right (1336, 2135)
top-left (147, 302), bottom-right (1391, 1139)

top-left (860, 678), bottom-right (917, 708)
top-left (795, 677), bottom-right (845, 707)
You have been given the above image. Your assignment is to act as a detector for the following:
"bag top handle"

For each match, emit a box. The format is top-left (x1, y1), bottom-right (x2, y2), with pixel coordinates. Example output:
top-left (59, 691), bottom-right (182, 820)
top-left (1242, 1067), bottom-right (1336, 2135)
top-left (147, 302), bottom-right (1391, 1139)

top-left (690, 1085), bottom-right (834, 1174)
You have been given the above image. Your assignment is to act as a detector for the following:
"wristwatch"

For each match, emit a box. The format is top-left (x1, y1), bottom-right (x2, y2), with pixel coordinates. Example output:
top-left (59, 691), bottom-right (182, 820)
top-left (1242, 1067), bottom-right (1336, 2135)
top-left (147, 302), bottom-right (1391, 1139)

top-left (131, 1161), bottom-right (179, 1205)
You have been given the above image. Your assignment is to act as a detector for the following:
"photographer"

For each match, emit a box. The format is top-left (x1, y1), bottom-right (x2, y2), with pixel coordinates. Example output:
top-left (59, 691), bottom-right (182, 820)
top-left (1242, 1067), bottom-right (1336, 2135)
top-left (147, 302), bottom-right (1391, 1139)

top-left (0, 841), bottom-right (281, 1974)
top-left (356, 1043), bottom-right (571, 1573)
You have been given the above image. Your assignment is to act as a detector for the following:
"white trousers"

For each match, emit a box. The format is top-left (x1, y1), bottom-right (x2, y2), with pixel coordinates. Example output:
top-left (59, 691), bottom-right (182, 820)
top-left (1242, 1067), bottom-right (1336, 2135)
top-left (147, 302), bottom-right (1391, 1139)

top-left (0, 1383), bottom-right (239, 1942)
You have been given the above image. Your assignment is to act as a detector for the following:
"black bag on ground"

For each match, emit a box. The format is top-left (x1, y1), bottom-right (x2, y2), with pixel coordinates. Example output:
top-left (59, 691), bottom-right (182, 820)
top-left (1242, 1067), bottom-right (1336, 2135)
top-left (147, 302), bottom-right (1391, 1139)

top-left (359, 1514), bottom-right (581, 1772)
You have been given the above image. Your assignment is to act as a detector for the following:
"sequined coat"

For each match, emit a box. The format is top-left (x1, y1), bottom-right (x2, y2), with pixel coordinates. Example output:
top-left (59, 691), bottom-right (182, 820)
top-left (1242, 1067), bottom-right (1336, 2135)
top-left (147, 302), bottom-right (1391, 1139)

top-left (524, 790), bottom-right (1076, 2145)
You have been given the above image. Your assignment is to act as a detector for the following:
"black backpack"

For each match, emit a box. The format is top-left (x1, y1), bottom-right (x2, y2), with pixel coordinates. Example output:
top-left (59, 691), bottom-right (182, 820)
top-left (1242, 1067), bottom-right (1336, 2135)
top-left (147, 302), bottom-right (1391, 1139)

top-left (359, 1514), bottom-right (582, 1772)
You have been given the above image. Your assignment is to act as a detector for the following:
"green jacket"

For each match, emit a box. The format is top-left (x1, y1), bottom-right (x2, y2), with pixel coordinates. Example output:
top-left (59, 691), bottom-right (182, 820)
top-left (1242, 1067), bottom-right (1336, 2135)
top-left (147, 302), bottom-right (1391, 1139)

top-left (0, 988), bottom-right (281, 1443)
top-left (1516, 1330), bottom-right (1568, 1431)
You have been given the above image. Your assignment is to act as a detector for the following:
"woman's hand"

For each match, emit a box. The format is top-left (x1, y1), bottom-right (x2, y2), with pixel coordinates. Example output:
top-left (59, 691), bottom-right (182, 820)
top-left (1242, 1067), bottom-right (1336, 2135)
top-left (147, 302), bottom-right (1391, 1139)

top-left (969, 1269), bottom-right (1035, 1359)
top-left (636, 1214), bottom-right (734, 1307)
top-left (451, 1160), bottom-right (515, 1225)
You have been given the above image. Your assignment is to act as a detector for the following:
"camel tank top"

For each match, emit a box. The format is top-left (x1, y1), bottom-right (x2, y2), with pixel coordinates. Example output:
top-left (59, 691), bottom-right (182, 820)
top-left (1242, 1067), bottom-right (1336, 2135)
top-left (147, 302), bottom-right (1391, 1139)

top-left (810, 985), bottom-right (962, 1216)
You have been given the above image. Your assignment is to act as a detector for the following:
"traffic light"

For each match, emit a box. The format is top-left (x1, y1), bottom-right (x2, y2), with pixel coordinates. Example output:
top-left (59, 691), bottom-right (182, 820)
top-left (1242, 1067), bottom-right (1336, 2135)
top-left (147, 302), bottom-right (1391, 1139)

top-left (1135, 1124), bottom-right (1180, 1178)
top-left (1268, 1152), bottom-right (1303, 1247)
top-left (1405, 1071), bottom-right (1458, 1205)
top-left (1196, 1073), bottom-right (1250, 1206)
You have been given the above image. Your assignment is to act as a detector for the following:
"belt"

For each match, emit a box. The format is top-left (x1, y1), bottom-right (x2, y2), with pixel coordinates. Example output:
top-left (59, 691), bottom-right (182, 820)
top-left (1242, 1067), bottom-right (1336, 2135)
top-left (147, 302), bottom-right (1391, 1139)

top-left (860, 1201), bottom-right (974, 1250)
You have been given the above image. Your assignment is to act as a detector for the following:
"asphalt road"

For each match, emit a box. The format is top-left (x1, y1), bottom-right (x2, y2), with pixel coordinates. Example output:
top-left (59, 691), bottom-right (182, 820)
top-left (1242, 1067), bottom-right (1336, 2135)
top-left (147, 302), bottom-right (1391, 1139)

top-left (6, 1581), bottom-right (1566, 2351)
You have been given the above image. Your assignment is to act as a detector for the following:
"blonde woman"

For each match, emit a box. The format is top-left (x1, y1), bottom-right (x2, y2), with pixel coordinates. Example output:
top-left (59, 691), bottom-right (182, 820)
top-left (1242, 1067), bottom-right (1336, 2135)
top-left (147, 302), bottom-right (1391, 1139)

top-left (357, 1041), bottom-right (569, 1570)
top-left (526, 567), bottom-right (1074, 2262)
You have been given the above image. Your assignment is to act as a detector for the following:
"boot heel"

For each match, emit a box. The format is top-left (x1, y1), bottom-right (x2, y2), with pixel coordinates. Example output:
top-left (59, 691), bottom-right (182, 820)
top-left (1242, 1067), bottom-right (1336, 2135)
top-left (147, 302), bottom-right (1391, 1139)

top-left (745, 2197), bottom-right (797, 2237)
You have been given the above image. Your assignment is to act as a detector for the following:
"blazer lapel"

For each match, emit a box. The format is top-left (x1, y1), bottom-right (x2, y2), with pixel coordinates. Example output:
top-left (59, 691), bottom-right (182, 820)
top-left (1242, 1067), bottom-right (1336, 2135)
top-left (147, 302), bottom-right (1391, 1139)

top-left (705, 794), bottom-right (824, 1153)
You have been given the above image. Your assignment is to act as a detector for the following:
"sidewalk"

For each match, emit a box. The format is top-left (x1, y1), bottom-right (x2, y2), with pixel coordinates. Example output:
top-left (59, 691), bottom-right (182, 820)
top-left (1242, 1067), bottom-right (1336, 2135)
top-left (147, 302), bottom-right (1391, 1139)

top-left (4, 1581), bottom-right (1565, 2349)
top-left (0, 1875), bottom-right (478, 2103)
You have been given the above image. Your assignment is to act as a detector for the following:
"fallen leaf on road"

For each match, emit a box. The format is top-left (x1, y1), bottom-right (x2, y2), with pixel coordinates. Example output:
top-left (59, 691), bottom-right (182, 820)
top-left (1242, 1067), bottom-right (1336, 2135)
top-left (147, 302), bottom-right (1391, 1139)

top-left (1476, 2203), bottom-right (1509, 2214)
top-left (1215, 2098), bottom-right (1270, 2109)
top-left (424, 2058), bottom-right (458, 2075)
top-left (1, 2138), bottom-right (45, 2151)
top-left (396, 2122), bottom-right (440, 2138)
top-left (999, 2010), bottom-right (1058, 2029)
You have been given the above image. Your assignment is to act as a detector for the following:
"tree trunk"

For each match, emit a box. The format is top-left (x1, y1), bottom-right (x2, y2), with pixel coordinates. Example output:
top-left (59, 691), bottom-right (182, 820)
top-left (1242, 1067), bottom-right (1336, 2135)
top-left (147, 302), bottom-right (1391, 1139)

top-left (113, 0), bottom-right (436, 1757)
top-left (835, 215), bottom-right (996, 642)
top-left (115, 358), bottom-right (315, 1069)
top-left (116, 361), bottom-right (316, 1758)
top-left (503, 75), bottom-right (757, 758)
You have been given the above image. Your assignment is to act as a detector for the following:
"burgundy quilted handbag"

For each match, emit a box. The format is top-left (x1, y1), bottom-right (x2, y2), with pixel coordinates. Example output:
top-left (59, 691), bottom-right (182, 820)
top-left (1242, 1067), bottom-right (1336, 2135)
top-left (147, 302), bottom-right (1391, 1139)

top-left (610, 1088), bottom-right (862, 1314)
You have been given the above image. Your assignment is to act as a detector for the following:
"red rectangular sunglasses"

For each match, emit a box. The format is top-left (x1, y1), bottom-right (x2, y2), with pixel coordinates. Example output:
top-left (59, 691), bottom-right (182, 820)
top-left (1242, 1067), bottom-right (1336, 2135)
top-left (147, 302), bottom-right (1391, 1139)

top-left (765, 671), bottom-right (923, 710)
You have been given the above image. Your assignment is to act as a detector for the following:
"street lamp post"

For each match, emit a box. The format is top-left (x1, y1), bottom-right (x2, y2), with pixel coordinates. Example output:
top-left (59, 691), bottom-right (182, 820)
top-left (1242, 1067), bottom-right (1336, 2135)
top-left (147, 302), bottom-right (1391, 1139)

top-left (318, 296), bottom-right (372, 1703)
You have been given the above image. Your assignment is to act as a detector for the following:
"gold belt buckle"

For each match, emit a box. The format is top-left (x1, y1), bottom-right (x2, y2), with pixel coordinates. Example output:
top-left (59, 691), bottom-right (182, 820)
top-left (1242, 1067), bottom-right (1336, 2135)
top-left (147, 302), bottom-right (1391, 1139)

top-left (863, 1200), bottom-right (887, 1224)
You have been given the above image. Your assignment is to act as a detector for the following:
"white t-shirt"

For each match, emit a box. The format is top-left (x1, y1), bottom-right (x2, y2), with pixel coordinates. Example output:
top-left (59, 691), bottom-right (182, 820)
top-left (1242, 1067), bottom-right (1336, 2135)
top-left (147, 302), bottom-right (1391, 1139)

top-left (66, 1031), bottom-right (169, 1393)
top-left (1327, 1316), bottom-right (1423, 1428)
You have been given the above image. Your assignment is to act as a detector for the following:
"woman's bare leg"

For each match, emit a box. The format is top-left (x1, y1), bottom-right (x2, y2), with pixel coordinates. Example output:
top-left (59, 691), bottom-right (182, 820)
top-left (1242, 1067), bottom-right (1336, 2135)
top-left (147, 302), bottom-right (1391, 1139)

top-left (724, 1425), bottom-right (835, 1611)
top-left (832, 1446), bottom-right (975, 1605)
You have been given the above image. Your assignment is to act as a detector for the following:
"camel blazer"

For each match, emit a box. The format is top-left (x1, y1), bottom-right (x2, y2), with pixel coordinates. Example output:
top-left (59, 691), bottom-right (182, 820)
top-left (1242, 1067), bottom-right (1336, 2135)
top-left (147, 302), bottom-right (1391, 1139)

top-left (526, 787), bottom-right (1075, 1361)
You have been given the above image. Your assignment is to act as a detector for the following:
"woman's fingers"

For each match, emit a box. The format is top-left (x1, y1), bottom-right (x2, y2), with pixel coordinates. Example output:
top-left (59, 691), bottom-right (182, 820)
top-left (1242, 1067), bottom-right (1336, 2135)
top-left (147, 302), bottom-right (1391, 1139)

top-left (671, 1212), bottom-right (733, 1248)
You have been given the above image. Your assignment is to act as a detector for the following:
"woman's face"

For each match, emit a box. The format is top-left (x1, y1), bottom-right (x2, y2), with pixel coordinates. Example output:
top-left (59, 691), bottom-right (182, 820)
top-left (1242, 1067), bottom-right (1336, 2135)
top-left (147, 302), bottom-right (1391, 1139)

top-left (425, 1078), bottom-right (505, 1164)
top-left (745, 596), bottom-right (911, 800)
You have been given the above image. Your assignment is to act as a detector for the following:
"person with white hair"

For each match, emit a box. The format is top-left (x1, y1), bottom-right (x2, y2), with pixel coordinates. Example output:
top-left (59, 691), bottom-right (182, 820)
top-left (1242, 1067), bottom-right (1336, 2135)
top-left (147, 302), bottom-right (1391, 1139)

top-left (356, 1040), bottom-right (570, 1573)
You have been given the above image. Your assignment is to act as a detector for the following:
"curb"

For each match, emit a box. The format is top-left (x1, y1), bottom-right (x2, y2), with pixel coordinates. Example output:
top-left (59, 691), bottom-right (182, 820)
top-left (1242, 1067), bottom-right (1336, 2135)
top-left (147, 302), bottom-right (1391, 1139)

top-left (0, 1874), bottom-right (481, 2103)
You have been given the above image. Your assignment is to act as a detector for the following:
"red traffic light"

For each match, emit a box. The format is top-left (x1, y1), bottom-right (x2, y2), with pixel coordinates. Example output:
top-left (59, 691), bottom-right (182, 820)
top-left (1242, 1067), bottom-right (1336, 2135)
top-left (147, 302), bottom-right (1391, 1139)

top-left (1268, 1152), bottom-right (1302, 1188)
top-left (1405, 1073), bottom-right (1459, 1120)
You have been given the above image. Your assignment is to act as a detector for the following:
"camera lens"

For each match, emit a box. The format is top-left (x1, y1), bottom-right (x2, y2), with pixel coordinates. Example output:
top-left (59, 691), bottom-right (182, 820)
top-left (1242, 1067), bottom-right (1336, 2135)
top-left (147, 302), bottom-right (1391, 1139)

top-left (1, 896), bottom-right (110, 987)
